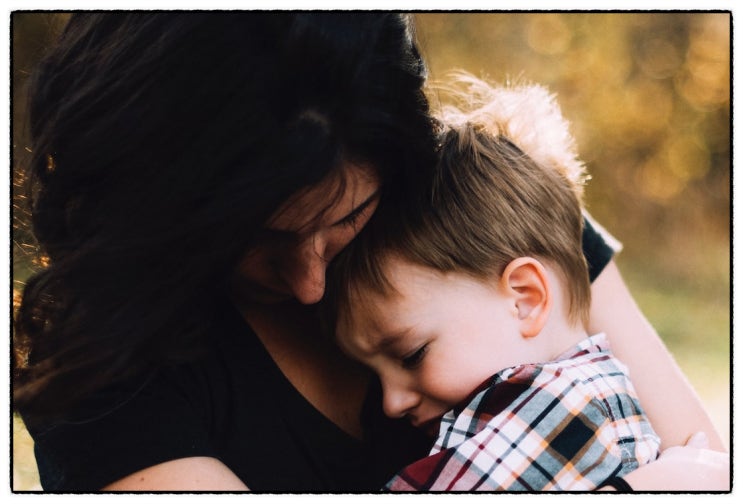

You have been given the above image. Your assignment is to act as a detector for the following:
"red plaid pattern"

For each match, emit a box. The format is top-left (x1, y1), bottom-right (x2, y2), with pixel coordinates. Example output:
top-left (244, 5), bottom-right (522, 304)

top-left (384, 334), bottom-right (660, 491)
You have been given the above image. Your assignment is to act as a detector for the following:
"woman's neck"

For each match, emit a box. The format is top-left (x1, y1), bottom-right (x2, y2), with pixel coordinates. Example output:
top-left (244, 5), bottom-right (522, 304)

top-left (236, 299), bottom-right (371, 439)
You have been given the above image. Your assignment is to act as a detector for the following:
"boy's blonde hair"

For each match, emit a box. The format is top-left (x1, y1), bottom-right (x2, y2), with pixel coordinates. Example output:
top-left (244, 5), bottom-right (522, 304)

top-left (434, 72), bottom-right (588, 197)
top-left (326, 75), bottom-right (591, 335)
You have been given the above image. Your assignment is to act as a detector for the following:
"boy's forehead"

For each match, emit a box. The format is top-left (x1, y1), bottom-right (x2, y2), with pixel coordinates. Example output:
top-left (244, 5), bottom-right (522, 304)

top-left (339, 287), bottom-right (402, 353)
top-left (337, 257), bottom-right (446, 353)
top-left (344, 287), bottom-right (390, 335)
top-left (338, 312), bottom-right (413, 360)
top-left (345, 257), bottom-right (436, 322)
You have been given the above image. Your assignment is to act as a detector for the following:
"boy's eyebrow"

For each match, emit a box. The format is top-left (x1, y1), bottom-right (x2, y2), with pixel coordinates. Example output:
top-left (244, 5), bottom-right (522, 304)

top-left (331, 189), bottom-right (380, 226)
top-left (374, 327), bottom-right (414, 351)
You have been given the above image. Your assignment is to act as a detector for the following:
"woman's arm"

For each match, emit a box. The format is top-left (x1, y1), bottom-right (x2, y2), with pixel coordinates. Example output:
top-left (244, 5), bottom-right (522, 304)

top-left (102, 457), bottom-right (249, 491)
top-left (588, 260), bottom-right (725, 452)
top-left (621, 433), bottom-right (730, 491)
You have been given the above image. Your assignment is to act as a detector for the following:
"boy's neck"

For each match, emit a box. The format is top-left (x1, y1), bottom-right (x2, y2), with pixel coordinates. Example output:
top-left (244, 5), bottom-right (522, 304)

top-left (542, 320), bottom-right (592, 363)
top-left (500, 316), bottom-right (590, 372)
top-left (531, 265), bottom-right (591, 363)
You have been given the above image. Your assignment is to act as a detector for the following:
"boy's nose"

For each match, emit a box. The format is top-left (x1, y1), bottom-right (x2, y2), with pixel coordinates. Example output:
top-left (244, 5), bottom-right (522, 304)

top-left (382, 381), bottom-right (420, 419)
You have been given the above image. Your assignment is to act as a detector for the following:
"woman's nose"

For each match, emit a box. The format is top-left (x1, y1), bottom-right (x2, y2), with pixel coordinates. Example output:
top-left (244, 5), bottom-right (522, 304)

top-left (282, 234), bottom-right (327, 305)
top-left (382, 380), bottom-right (420, 419)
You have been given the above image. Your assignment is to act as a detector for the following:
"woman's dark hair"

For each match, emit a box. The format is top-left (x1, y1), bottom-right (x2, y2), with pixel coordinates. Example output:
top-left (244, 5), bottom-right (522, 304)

top-left (13, 12), bottom-right (437, 419)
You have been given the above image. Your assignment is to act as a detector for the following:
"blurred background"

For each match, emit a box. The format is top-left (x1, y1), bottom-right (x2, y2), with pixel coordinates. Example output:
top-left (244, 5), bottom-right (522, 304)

top-left (11, 12), bottom-right (730, 490)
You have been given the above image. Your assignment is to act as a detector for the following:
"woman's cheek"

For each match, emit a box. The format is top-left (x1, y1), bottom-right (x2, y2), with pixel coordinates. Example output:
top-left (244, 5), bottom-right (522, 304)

top-left (325, 226), bottom-right (359, 261)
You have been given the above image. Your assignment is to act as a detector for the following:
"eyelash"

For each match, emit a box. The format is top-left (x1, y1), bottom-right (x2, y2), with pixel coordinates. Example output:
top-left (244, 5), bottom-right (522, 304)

top-left (338, 205), bottom-right (367, 229)
top-left (340, 211), bottom-right (361, 228)
top-left (402, 344), bottom-right (428, 369)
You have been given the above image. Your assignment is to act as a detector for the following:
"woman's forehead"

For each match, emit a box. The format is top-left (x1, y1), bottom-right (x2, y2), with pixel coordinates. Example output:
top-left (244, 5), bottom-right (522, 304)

top-left (266, 162), bottom-right (380, 233)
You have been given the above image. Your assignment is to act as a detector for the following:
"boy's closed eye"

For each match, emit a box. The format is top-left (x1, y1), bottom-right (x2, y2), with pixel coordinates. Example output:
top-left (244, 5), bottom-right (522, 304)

top-left (401, 344), bottom-right (429, 369)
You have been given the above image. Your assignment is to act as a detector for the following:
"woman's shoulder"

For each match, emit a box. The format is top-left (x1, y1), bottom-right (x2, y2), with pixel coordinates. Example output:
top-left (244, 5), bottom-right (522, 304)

top-left (23, 303), bottom-right (271, 490)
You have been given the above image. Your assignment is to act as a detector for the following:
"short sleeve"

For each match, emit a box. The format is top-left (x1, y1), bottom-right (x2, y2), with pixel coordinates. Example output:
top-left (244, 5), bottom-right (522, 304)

top-left (26, 364), bottom-right (218, 490)
top-left (22, 299), bottom-right (430, 492)
top-left (582, 213), bottom-right (621, 283)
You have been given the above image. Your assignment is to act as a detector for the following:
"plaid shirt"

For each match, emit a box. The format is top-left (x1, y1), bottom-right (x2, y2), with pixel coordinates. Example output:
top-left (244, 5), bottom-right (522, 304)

top-left (384, 333), bottom-right (660, 491)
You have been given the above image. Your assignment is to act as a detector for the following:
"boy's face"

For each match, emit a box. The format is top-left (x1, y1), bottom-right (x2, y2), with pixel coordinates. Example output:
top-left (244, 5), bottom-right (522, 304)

top-left (336, 257), bottom-right (524, 436)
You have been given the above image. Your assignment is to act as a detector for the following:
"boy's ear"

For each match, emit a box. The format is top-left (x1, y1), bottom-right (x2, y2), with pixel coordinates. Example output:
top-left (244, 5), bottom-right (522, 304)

top-left (500, 257), bottom-right (552, 339)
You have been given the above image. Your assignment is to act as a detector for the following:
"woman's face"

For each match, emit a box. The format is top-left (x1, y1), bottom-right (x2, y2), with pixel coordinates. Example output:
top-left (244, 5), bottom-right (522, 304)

top-left (235, 162), bottom-right (380, 305)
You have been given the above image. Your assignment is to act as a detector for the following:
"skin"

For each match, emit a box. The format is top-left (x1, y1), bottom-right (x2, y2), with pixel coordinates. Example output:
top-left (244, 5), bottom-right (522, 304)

top-left (106, 161), bottom-right (380, 491)
top-left (232, 161), bottom-right (380, 306)
top-left (588, 261), bottom-right (726, 453)
top-left (621, 432), bottom-right (729, 490)
top-left (105, 163), bottom-right (728, 491)
top-left (335, 256), bottom-right (588, 437)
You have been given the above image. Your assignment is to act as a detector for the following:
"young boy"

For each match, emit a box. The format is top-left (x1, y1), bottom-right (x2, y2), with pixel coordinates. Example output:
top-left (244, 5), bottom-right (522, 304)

top-left (324, 80), bottom-right (661, 491)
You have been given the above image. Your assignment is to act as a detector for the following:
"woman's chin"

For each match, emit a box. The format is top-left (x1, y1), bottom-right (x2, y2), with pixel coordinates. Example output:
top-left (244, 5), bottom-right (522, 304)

top-left (234, 281), bottom-right (294, 305)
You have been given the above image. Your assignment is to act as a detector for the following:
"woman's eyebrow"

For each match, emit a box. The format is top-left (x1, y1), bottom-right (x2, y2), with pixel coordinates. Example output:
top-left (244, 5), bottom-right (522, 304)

top-left (332, 190), bottom-right (380, 226)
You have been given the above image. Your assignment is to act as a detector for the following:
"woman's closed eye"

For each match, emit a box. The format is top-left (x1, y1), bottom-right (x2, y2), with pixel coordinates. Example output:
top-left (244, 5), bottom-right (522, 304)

top-left (402, 344), bottom-right (428, 369)
top-left (337, 207), bottom-right (363, 229)
top-left (334, 192), bottom-right (377, 230)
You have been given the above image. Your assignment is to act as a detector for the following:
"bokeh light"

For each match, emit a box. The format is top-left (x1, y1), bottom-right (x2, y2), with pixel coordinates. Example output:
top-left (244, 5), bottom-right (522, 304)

top-left (11, 12), bottom-right (731, 490)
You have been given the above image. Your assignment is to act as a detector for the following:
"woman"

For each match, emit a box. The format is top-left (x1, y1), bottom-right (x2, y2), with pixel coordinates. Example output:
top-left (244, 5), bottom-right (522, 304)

top-left (13, 13), bottom-right (727, 491)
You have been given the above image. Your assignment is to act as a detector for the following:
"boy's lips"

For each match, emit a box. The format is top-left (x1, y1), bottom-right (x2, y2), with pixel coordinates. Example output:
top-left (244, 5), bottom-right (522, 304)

top-left (413, 417), bottom-right (442, 438)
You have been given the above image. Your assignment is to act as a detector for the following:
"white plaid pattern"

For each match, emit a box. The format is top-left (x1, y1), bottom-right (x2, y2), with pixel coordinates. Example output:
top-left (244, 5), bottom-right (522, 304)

top-left (385, 334), bottom-right (660, 491)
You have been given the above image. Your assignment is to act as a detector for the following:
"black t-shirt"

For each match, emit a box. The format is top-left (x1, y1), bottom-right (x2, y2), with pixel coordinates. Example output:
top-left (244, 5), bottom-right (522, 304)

top-left (582, 217), bottom-right (615, 283)
top-left (26, 302), bottom-right (433, 492)
top-left (23, 218), bottom-right (614, 491)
